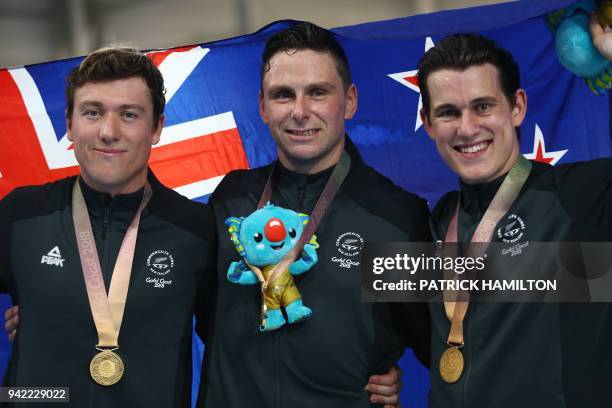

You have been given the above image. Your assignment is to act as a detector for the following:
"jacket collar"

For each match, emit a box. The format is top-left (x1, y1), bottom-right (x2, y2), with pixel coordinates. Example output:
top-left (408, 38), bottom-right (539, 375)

top-left (78, 174), bottom-right (148, 219)
top-left (459, 173), bottom-right (506, 215)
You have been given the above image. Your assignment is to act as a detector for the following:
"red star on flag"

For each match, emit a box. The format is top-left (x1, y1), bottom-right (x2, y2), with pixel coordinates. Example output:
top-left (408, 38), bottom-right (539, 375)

top-left (388, 37), bottom-right (434, 131)
top-left (523, 124), bottom-right (568, 165)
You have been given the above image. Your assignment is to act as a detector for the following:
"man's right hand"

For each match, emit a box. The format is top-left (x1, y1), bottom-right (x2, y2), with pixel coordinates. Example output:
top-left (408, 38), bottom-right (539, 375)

top-left (591, 12), bottom-right (612, 61)
top-left (4, 305), bottom-right (19, 343)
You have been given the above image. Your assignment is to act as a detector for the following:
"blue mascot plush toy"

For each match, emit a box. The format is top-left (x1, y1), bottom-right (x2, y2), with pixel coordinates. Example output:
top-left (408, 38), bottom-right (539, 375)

top-left (547, 0), bottom-right (611, 95)
top-left (226, 203), bottom-right (318, 331)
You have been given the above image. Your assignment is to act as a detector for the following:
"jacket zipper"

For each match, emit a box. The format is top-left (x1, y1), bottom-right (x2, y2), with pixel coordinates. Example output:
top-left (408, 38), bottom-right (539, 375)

top-left (298, 186), bottom-right (305, 213)
top-left (274, 330), bottom-right (280, 408)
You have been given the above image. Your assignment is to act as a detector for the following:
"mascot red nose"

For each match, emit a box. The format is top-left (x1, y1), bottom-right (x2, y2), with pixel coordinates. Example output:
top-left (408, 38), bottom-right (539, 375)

top-left (265, 218), bottom-right (286, 242)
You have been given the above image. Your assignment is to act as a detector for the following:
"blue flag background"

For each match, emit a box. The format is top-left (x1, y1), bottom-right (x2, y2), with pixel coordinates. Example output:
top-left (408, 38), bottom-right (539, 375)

top-left (0, 0), bottom-right (609, 406)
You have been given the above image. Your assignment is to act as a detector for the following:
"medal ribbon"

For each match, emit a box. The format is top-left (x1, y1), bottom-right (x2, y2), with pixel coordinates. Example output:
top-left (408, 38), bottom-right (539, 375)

top-left (73, 179), bottom-right (152, 349)
top-left (443, 155), bottom-right (531, 346)
top-left (248, 151), bottom-right (351, 290)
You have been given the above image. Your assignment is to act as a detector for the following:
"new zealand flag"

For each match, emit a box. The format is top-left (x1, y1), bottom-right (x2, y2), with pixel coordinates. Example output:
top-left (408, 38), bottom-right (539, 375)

top-left (0, 0), bottom-right (608, 406)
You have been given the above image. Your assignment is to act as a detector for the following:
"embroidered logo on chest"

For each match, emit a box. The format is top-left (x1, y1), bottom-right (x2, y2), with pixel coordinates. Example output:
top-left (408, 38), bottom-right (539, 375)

top-left (497, 214), bottom-right (526, 243)
top-left (41, 246), bottom-right (65, 268)
top-left (331, 232), bottom-right (364, 269)
top-left (145, 250), bottom-right (175, 288)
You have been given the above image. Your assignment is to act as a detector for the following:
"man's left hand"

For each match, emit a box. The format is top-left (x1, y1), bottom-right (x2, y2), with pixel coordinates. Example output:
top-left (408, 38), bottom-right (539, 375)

top-left (365, 365), bottom-right (402, 407)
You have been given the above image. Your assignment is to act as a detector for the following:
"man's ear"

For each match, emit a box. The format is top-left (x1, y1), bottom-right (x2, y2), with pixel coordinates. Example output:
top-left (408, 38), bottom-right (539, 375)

top-left (66, 111), bottom-right (73, 142)
top-left (420, 108), bottom-right (435, 141)
top-left (258, 91), bottom-right (268, 124)
top-left (344, 83), bottom-right (358, 120)
top-left (511, 89), bottom-right (527, 127)
top-left (152, 114), bottom-right (164, 145)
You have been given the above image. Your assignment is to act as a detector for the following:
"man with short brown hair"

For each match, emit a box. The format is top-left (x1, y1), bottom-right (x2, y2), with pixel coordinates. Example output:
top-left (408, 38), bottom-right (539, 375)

top-left (0, 46), bottom-right (214, 407)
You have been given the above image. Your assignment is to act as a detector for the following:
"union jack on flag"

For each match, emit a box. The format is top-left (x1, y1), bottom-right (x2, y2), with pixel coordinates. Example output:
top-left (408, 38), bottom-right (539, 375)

top-left (0, 45), bottom-right (251, 202)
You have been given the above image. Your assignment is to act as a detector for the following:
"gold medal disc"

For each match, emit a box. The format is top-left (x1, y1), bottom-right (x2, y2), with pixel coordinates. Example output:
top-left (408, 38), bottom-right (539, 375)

top-left (90, 350), bottom-right (124, 386)
top-left (439, 346), bottom-right (464, 384)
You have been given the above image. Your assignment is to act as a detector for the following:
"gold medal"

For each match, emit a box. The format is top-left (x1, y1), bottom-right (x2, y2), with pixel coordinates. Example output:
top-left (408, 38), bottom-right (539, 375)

top-left (74, 181), bottom-right (151, 388)
top-left (439, 346), bottom-right (464, 384)
top-left (90, 350), bottom-right (124, 386)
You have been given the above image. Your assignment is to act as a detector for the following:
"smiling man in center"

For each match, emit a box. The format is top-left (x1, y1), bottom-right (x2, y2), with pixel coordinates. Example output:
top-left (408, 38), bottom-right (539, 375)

top-left (197, 22), bottom-right (431, 407)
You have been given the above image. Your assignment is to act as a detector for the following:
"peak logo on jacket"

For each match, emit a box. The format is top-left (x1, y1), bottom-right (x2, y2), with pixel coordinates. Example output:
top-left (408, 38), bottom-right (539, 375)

top-left (145, 250), bottom-right (174, 288)
top-left (41, 246), bottom-right (65, 267)
top-left (332, 232), bottom-right (363, 269)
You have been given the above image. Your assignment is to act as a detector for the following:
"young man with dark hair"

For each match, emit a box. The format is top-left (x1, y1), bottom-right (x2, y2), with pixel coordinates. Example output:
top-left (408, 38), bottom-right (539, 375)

top-left (418, 30), bottom-right (612, 407)
top-left (0, 46), bottom-right (215, 407)
top-left (197, 22), bottom-right (431, 408)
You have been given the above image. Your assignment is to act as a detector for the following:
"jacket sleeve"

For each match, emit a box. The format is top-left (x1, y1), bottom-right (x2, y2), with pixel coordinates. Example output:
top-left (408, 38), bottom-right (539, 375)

top-left (0, 194), bottom-right (13, 293)
top-left (194, 203), bottom-right (219, 345)
top-left (555, 158), bottom-right (612, 240)
top-left (399, 198), bottom-right (431, 367)
top-left (392, 301), bottom-right (431, 368)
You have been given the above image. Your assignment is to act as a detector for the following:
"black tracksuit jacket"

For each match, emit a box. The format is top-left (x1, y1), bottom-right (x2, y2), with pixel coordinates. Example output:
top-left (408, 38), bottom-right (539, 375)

top-left (0, 172), bottom-right (215, 407)
top-left (429, 159), bottom-right (612, 408)
top-left (197, 138), bottom-right (432, 408)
